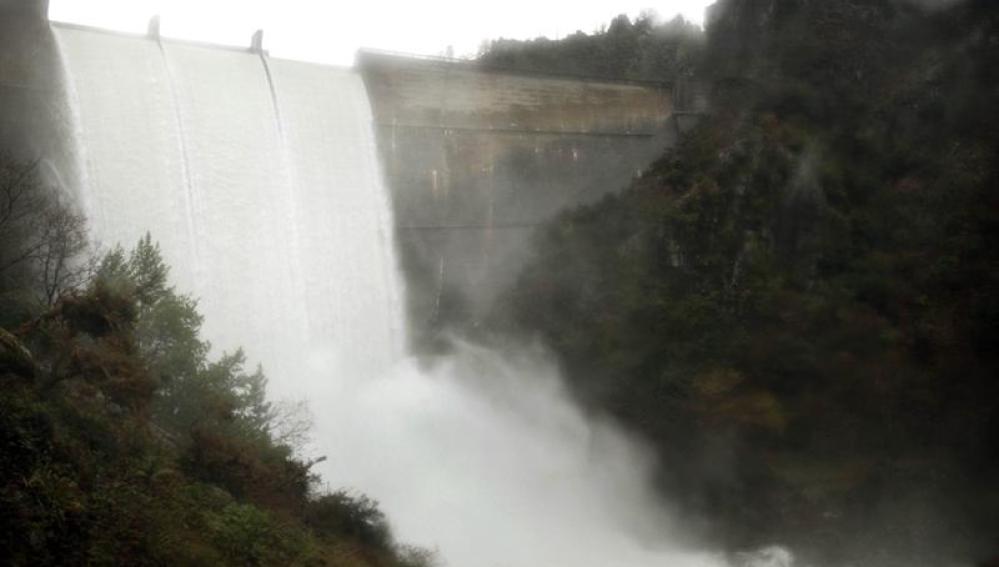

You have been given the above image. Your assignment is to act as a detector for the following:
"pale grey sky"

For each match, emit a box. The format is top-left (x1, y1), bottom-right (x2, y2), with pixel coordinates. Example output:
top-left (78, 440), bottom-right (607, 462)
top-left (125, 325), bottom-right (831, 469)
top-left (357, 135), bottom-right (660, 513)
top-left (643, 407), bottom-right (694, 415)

top-left (49, 0), bottom-right (713, 65)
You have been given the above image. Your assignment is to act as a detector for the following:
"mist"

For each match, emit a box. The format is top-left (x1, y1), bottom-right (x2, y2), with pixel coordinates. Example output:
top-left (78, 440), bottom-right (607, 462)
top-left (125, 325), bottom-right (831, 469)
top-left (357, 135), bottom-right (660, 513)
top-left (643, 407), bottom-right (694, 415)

top-left (301, 339), bottom-right (739, 567)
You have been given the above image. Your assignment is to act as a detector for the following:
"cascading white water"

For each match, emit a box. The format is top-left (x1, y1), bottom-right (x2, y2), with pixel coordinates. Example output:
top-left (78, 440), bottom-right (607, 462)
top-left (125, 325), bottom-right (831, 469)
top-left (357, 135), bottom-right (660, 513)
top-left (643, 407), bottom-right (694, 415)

top-left (54, 25), bottom-right (788, 567)
top-left (55, 26), bottom-right (404, 392)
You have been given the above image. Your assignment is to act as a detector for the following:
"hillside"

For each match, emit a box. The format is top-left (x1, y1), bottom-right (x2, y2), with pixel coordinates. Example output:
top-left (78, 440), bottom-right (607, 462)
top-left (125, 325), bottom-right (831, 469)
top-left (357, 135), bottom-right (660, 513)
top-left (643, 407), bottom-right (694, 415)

top-left (498, 1), bottom-right (999, 564)
top-left (0, 162), bottom-right (436, 566)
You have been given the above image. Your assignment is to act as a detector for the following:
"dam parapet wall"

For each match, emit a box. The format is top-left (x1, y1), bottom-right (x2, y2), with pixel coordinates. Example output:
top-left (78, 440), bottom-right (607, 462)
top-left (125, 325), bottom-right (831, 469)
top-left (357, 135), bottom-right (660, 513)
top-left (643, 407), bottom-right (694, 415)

top-left (358, 49), bottom-right (672, 134)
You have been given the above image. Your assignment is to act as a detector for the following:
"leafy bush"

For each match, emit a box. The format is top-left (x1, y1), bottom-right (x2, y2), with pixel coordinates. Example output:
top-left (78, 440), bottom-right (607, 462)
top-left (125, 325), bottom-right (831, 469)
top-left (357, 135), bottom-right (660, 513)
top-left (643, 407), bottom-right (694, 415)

top-left (0, 229), bottom-right (432, 566)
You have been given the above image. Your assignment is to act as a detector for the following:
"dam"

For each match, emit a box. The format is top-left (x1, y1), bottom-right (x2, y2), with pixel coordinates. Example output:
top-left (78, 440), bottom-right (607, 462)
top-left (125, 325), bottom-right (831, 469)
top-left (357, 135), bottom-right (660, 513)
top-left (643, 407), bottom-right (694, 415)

top-left (0, 2), bottom-right (678, 350)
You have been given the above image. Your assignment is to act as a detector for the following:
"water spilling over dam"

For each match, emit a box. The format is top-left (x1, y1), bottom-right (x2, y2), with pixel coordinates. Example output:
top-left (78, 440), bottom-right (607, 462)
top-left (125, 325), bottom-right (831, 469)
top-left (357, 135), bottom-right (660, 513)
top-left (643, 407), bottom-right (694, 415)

top-left (56, 24), bottom-right (406, 388)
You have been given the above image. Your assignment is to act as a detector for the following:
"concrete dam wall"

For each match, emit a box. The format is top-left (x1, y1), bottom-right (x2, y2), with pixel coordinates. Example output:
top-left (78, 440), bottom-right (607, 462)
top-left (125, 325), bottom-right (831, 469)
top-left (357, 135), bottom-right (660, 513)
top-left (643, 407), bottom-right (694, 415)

top-left (0, 0), bottom-right (82, 195)
top-left (0, 5), bottom-right (678, 346)
top-left (359, 51), bottom-right (675, 340)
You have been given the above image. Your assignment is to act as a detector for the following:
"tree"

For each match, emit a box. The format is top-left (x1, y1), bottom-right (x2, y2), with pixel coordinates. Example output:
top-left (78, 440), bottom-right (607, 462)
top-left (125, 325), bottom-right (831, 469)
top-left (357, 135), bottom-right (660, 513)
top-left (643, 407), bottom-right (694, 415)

top-left (96, 236), bottom-right (291, 452)
top-left (477, 12), bottom-right (703, 82)
top-left (96, 236), bottom-right (208, 385)
top-left (268, 399), bottom-right (314, 455)
top-left (0, 156), bottom-right (89, 317)
top-left (3, 229), bottom-right (434, 566)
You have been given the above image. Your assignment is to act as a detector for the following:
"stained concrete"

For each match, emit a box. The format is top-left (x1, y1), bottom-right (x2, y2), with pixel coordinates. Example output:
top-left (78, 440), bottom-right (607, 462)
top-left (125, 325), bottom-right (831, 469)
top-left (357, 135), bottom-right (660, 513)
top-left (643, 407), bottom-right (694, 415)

top-left (358, 51), bottom-right (676, 343)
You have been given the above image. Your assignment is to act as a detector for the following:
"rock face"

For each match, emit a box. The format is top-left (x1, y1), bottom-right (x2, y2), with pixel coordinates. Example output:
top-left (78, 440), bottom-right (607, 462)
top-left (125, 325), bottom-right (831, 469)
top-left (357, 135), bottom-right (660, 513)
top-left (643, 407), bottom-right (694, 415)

top-left (358, 51), bottom-right (676, 343)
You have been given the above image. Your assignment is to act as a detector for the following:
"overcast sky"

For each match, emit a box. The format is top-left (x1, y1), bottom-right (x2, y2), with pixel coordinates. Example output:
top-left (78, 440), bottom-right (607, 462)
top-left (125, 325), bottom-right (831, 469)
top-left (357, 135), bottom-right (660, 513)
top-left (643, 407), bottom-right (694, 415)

top-left (49, 0), bottom-right (714, 66)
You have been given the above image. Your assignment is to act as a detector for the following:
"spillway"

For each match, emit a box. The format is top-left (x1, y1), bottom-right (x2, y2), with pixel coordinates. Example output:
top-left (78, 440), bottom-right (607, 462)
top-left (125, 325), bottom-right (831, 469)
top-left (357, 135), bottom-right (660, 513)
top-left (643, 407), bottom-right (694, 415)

top-left (55, 26), bottom-right (405, 392)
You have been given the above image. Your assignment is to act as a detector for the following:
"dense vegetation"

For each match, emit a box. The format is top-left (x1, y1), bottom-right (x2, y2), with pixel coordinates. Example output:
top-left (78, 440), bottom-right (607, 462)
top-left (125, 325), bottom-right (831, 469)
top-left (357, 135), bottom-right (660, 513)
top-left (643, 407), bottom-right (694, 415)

top-left (0, 162), bottom-right (435, 566)
top-left (478, 12), bottom-right (703, 83)
top-left (498, 1), bottom-right (999, 564)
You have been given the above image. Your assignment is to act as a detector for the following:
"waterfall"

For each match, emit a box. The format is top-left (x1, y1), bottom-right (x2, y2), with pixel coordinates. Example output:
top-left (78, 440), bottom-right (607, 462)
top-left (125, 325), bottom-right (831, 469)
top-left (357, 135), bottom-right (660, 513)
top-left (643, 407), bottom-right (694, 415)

top-left (55, 26), bottom-right (405, 396)
top-left (54, 24), bottom-right (787, 567)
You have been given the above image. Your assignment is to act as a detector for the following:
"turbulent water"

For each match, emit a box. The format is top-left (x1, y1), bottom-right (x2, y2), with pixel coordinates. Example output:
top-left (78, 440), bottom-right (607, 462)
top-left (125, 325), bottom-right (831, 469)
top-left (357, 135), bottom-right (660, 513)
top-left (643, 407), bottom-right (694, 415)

top-left (55, 25), bottom-right (788, 567)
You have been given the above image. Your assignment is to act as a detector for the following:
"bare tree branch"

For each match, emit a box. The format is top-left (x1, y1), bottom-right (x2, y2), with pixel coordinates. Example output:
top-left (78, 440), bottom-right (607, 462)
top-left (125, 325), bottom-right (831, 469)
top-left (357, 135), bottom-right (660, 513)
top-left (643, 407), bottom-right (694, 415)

top-left (0, 154), bottom-right (90, 309)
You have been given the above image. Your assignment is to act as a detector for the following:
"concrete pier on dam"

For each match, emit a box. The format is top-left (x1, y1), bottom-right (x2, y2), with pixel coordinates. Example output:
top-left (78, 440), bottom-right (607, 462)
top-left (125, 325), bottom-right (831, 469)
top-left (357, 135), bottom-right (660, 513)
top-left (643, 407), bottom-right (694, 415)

top-left (0, 1), bottom-right (682, 347)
